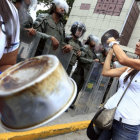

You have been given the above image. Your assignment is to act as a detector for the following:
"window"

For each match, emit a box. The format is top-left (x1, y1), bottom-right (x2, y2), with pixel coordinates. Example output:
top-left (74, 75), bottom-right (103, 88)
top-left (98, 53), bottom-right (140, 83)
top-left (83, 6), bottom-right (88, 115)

top-left (94, 0), bottom-right (125, 16)
top-left (80, 3), bottom-right (91, 10)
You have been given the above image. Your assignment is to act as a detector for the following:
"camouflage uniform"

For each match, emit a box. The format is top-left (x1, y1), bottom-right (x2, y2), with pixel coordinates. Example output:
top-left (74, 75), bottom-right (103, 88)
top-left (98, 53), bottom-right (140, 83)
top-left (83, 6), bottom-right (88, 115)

top-left (33, 14), bottom-right (66, 56)
top-left (72, 45), bottom-right (97, 93)
top-left (65, 36), bottom-right (85, 75)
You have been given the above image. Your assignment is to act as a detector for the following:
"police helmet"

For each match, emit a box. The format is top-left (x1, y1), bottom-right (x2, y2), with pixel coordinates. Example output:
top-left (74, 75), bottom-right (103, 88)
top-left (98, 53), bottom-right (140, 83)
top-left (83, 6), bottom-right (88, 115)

top-left (50, 0), bottom-right (69, 14)
top-left (85, 34), bottom-right (99, 46)
top-left (70, 21), bottom-right (86, 38)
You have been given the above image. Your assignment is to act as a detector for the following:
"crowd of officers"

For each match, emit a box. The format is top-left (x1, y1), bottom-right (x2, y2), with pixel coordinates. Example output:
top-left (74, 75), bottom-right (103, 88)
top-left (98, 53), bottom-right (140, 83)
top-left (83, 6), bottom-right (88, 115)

top-left (13, 0), bottom-right (109, 109)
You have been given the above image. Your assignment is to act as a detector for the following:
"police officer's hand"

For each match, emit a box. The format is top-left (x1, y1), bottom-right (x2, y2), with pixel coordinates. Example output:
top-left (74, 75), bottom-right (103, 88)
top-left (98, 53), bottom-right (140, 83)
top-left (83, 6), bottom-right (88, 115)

top-left (62, 44), bottom-right (73, 53)
top-left (93, 59), bottom-right (100, 62)
top-left (51, 36), bottom-right (59, 50)
top-left (77, 50), bottom-right (81, 56)
top-left (25, 28), bottom-right (36, 36)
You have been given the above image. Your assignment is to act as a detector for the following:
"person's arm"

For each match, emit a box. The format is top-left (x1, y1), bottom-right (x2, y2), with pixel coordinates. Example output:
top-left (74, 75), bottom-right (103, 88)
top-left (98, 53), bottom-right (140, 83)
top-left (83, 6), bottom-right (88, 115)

top-left (113, 45), bottom-right (140, 70)
top-left (0, 49), bottom-right (18, 72)
top-left (107, 38), bottom-right (140, 70)
top-left (102, 49), bottom-right (128, 77)
top-left (61, 33), bottom-right (73, 53)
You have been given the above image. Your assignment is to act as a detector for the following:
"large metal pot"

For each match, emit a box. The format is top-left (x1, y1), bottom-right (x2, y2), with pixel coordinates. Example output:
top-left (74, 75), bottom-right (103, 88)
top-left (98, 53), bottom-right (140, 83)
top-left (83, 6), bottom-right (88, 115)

top-left (0, 55), bottom-right (77, 131)
top-left (101, 29), bottom-right (119, 48)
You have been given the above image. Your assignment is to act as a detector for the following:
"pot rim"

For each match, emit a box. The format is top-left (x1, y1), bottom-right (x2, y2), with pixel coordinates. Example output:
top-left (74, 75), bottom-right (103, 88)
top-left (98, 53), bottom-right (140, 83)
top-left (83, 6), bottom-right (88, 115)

top-left (0, 78), bottom-right (77, 131)
top-left (0, 55), bottom-right (59, 96)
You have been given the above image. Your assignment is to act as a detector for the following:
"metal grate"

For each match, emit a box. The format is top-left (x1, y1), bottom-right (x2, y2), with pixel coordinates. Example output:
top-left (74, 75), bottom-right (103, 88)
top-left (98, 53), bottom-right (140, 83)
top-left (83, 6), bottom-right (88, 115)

top-left (94, 0), bottom-right (125, 16)
top-left (80, 3), bottom-right (91, 10)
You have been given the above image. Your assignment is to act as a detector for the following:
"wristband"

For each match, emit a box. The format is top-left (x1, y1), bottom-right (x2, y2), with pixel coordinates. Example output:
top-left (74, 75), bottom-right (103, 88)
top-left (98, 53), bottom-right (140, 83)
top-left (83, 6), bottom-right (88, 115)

top-left (109, 41), bottom-right (119, 48)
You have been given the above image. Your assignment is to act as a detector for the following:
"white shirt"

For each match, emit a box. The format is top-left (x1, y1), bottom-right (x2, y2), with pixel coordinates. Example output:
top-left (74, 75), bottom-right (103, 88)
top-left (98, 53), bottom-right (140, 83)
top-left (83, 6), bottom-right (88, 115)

top-left (105, 68), bottom-right (140, 125)
top-left (0, 0), bottom-right (20, 59)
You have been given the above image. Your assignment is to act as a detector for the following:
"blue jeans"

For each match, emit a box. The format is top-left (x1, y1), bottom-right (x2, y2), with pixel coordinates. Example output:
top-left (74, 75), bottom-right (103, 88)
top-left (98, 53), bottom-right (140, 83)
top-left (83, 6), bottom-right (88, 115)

top-left (98, 120), bottom-right (140, 140)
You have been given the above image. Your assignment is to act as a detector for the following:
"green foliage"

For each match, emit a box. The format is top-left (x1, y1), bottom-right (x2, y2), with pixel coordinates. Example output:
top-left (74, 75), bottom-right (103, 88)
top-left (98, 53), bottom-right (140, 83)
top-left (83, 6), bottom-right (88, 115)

top-left (38, 0), bottom-right (52, 6)
top-left (36, 9), bottom-right (49, 16)
top-left (37, 0), bottom-right (75, 18)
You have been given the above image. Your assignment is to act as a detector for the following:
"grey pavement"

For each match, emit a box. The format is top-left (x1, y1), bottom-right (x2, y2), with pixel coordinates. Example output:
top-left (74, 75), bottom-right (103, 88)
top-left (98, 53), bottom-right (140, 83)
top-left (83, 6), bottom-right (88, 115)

top-left (46, 109), bottom-right (95, 126)
top-left (42, 108), bottom-right (94, 140)
top-left (46, 129), bottom-right (88, 140)
top-left (0, 108), bottom-right (140, 140)
top-left (0, 108), bottom-right (95, 132)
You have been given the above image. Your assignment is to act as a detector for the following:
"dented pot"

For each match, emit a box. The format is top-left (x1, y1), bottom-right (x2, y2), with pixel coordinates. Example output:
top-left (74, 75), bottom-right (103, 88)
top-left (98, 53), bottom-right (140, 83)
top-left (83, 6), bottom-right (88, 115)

top-left (0, 55), bottom-right (77, 131)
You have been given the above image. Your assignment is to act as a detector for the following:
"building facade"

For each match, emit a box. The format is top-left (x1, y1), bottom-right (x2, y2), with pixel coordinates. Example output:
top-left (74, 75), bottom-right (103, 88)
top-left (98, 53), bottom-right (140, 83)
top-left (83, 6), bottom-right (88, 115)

top-left (65, 0), bottom-right (140, 53)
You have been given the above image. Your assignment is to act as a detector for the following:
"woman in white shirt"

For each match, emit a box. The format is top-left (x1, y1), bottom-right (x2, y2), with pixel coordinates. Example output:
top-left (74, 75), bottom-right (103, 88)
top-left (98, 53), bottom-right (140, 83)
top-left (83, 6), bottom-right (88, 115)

top-left (0, 0), bottom-right (20, 72)
top-left (97, 38), bottom-right (140, 140)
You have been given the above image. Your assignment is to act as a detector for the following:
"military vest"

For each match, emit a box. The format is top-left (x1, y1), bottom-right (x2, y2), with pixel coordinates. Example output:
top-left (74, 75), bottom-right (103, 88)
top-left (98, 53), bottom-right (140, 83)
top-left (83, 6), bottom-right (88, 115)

top-left (66, 37), bottom-right (83, 66)
top-left (33, 14), bottom-right (65, 44)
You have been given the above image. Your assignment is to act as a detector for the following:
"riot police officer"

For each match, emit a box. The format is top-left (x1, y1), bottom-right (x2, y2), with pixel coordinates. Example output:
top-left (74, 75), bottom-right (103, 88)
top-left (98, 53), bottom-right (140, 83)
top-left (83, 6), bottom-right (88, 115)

top-left (28, 0), bottom-right (72, 55)
top-left (71, 35), bottom-right (100, 109)
top-left (66, 21), bottom-right (86, 75)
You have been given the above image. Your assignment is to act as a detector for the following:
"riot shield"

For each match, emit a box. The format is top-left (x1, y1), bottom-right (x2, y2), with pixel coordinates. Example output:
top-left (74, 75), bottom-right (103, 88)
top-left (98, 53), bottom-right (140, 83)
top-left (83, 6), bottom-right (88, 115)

top-left (57, 49), bottom-right (73, 71)
top-left (17, 34), bottom-right (41, 62)
top-left (42, 41), bottom-right (73, 70)
top-left (20, 28), bottom-right (35, 44)
top-left (74, 62), bottom-right (112, 115)
top-left (42, 39), bottom-right (53, 55)
top-left (88, 75), bottom-right (110, 112)
top-left (74, 62), bottom-right (103, 114)
top-left (104, 77), bottom-right (119, 102)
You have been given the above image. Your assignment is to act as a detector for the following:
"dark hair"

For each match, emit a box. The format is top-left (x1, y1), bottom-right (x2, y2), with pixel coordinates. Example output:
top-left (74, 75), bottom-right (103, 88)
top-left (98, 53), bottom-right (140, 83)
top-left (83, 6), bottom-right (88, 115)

top-left (0, 0), bottom-right (17, 50)
top-left (124, 69), bottom-right (139, 83)
top-left (12, 0), bottom-right (22, 4)
top-left (49, 3), bottom-right (56, 14)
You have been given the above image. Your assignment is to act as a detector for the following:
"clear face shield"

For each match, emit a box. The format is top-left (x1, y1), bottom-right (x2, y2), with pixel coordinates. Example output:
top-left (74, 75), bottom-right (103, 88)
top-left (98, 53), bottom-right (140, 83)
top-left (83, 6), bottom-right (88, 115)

top-left (89, 40), bottom-right (96, 48)
top-left (75, 26), bottom-right (84, 38)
